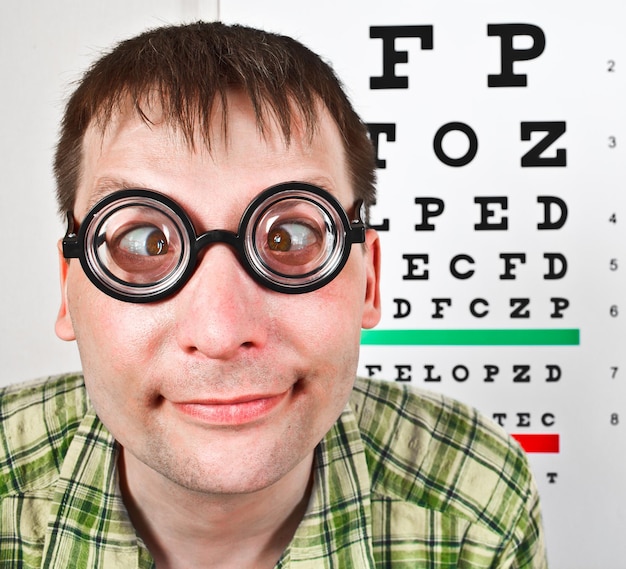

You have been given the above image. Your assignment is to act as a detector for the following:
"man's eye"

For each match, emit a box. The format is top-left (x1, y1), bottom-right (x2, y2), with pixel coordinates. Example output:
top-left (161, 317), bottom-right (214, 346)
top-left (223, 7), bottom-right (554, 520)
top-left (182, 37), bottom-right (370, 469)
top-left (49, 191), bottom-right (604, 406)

top-left (116, 225), bottom-right (169, 256)
top-left (267, 222), bottom-right (318, 253)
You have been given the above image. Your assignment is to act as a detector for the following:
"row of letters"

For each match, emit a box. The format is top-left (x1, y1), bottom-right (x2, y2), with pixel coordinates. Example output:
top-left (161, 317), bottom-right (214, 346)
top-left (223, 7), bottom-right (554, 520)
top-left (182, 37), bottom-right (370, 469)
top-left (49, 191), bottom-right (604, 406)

top-left (370, 24), bottom-right (547, 89)
top-left (363, 363), bottom-right (562, 383)
top-left (392, 296), bottom-right (570, 319)
top-left (371, 196), bottom-right (568, 233)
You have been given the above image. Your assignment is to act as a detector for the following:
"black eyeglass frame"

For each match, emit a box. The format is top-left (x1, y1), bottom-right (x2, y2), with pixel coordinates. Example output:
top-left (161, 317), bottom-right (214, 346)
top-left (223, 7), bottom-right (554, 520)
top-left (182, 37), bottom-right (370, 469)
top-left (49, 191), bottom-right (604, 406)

top-left (62, 181), bottom-right (366, 303)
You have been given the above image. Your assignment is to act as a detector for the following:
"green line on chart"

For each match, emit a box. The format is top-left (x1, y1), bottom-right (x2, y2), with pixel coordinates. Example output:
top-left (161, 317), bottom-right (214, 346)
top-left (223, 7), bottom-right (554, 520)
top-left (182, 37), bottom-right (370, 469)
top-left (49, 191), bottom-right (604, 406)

top-left (360, 329), bottom-right (580, 346)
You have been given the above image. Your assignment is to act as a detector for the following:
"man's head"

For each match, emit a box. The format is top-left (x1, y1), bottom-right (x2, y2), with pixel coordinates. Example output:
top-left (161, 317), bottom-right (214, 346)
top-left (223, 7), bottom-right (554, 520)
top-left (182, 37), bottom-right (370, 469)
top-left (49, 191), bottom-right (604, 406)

top-left (54, 21), bottom-right (381, 496)
top-left (54, 21), bottom-right (376, 219)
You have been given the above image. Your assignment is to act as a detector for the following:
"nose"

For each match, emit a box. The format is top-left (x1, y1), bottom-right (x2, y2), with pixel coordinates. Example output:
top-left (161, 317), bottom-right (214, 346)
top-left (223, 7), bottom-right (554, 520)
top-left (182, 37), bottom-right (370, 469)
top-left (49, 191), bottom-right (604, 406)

top-left (173, 245), bottom-right (269, 360)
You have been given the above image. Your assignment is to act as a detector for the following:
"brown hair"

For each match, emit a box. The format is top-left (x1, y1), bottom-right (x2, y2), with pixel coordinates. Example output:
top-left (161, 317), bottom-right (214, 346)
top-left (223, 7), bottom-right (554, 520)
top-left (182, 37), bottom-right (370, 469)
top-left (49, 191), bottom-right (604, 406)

top-left (54, 21), bottom-right (376, 218)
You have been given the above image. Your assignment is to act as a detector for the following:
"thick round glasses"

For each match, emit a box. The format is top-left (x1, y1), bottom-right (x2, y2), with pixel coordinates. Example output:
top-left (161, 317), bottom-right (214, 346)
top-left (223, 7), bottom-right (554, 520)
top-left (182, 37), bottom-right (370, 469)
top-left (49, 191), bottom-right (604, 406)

top-left (62, 182), bottom-right (366, 303)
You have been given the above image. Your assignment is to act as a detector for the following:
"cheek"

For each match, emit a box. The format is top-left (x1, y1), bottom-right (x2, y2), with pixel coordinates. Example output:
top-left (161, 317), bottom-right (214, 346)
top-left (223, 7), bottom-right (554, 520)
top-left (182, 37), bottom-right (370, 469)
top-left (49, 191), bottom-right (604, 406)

top-left (282, 290), bottom-right (361, 345)
top-left (280, 270), bottom-right (365, 375)
top-left (68, 291), bottom-right (165, 439)
top-left (67, 271), bottom-right (168, 396)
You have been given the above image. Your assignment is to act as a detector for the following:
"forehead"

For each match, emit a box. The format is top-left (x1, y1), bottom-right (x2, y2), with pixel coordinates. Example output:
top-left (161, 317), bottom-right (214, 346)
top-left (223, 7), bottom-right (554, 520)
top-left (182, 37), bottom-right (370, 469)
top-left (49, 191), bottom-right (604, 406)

top-left (77, 92), bottom-right (350, 215)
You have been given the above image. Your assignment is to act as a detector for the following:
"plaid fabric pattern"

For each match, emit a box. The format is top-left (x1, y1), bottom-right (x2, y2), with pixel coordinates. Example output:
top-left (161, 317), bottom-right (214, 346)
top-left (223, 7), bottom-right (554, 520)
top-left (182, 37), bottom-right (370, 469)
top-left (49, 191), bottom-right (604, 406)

top-left (0, 374), bottom-right (547, 568)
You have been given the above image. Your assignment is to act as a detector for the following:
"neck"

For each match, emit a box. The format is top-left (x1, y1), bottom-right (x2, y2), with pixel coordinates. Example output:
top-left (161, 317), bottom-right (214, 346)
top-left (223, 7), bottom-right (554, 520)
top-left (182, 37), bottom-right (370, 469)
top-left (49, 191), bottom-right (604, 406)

top-left (118, 448), bottom-right (314, 569)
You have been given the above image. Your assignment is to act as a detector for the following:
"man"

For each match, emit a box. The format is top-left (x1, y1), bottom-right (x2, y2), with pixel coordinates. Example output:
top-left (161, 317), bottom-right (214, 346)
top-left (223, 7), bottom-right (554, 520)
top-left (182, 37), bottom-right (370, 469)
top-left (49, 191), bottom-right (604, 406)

top-left (0, 21), bottom-right (547, 568)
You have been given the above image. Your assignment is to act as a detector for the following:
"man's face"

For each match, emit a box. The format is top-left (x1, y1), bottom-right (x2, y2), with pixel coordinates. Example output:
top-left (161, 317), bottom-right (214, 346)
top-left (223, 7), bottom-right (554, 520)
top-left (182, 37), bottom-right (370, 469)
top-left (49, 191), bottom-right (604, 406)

top-left (56, 92), bottom-right (381, 495)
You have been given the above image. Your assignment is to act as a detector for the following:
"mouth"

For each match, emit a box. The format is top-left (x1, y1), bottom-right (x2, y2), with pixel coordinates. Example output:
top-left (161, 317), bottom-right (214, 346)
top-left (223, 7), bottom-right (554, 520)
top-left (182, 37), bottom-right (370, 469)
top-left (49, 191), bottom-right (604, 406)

top-left (170, 388), bottom-right (292, 426)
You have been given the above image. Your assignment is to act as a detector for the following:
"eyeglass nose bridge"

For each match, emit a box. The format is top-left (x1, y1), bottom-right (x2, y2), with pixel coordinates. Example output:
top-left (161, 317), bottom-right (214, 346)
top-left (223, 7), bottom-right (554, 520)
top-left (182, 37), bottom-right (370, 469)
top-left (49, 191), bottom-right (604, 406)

top-left (195, 229), bottom-right (241, 252)
top-left (192, 227), bottom-right (247, 266)
top-left (191, 228), bottom-right (256, 283)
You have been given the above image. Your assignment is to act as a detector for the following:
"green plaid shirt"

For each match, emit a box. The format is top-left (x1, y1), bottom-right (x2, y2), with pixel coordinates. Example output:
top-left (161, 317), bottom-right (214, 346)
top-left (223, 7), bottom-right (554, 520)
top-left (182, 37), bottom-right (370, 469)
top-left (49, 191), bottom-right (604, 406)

top-left (0, 374), bottom-right (547, 568)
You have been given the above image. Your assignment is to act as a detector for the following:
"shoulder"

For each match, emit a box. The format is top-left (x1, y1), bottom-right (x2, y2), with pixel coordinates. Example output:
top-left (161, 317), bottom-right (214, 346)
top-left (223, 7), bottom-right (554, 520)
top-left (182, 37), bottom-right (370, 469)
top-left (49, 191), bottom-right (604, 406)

top-left (350, 377), bottom-right (535, 537)
top-left (0, 373), bottom-right (89, 495)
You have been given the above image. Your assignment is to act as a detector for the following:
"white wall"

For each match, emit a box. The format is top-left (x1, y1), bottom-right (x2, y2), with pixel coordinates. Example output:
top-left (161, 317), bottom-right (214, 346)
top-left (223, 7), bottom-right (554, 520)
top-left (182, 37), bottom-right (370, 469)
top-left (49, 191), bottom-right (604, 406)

top-left (0, 0), bottom-right (218, 384)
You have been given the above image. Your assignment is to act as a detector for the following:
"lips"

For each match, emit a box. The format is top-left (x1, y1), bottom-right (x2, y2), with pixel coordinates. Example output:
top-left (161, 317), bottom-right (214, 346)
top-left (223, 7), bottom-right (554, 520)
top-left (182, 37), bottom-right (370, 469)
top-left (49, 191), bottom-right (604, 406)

top-left (171, 389), bottom-right (291, 426)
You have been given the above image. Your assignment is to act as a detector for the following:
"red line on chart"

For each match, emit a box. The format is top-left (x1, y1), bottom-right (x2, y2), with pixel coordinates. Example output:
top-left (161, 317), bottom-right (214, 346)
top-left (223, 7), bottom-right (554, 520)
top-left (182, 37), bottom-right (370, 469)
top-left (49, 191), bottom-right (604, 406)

top-left (511, 434), bottom-right (560, 453)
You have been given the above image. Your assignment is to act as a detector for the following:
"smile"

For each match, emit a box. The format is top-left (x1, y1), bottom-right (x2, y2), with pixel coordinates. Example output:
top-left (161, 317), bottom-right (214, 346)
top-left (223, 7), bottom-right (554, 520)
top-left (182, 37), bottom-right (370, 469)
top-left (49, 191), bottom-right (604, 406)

top-left (170, 389), bottom-right (291, 426)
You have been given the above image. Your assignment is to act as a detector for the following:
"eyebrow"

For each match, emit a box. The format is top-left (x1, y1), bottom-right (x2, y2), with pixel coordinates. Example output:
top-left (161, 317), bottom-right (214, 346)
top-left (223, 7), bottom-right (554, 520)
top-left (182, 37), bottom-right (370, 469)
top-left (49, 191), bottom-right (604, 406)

top-left (299, 176), bottom-right (335, 192)
top-left (294, 176), bottom-right (345, 204)
top-left (84, 176), bottom-right (149, 212)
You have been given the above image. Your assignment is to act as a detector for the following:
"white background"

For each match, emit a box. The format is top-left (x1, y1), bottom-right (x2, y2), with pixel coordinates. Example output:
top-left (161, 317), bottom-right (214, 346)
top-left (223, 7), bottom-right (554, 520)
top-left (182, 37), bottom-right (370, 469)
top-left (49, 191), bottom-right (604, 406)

top-left (2, 2), bottom-right (624, 567)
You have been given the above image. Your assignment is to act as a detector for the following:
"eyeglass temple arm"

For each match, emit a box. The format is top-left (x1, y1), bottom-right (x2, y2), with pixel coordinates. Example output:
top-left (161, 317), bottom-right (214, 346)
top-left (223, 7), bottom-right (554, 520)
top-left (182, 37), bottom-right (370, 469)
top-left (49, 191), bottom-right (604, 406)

top-left (348, 200), bottom-right (367, 244)
top-left (62, 212), bottom-right (81, 259)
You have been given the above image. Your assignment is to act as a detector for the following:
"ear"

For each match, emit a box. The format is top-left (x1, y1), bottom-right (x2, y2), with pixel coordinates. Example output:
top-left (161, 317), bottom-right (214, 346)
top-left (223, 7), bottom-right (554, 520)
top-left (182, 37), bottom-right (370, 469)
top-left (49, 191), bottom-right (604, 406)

top-left (361, 229), bottom-right (381, 329)
top-left (55, 240), bottom-right (76, 341)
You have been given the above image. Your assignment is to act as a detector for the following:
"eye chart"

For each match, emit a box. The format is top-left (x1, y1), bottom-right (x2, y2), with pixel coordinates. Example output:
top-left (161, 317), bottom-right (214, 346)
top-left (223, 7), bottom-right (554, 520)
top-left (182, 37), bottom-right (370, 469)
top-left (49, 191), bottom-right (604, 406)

top-left (222, 2), bottom-right (626, 567)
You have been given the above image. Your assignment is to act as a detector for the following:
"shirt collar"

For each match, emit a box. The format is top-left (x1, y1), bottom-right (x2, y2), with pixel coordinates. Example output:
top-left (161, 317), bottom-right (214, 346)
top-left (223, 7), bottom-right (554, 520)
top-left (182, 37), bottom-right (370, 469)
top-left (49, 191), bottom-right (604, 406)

top-left (41, 407), bottom-right (143, 568)
top-left (280, 402), bottom-right (376, 567)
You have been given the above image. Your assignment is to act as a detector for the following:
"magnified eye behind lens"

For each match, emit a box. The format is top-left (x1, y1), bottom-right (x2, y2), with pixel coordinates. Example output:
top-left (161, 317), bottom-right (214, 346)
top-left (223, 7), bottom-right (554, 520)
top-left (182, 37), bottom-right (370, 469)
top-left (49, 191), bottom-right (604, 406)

top-left (253, 199), bottom-right (333, 278)
top-left (109, 225), bottom-right (169, 257)
top-left (84, 199), bottom-right (190, 290)
top-left (267, 220), bottom-right (322, 261)
top-left (115, 225), bottom-right (169, 257)
top-left (102, 223), bottom-right (173, 283)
